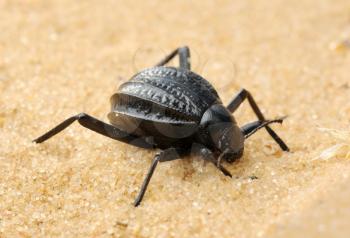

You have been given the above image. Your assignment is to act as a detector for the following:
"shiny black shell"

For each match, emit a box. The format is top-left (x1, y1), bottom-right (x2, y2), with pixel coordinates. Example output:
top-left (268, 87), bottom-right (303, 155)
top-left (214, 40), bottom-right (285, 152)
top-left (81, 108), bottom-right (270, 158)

top-left (108, 66), bottom-right (222, 149)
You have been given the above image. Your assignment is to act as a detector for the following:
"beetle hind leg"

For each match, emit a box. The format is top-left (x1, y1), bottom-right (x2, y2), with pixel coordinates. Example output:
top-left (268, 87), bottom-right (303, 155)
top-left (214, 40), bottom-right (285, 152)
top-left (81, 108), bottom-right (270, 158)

top-left (226, 89), bottom-right (289, 151)
top-left (33, 113), bottom-right (154, 149)
top-left (155, 46), bottom-right (191, 70)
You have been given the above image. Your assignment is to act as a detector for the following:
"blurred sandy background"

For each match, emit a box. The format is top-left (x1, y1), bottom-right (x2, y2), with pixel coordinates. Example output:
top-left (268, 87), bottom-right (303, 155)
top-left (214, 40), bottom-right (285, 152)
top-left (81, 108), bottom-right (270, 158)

top-left (1, 0), bottom-right (350, 237)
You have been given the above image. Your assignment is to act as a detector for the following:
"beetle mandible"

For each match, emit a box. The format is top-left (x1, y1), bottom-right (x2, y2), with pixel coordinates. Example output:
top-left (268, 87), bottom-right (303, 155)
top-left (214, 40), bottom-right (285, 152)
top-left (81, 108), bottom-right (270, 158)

top-left (34, 46), bottom-right (289, 206)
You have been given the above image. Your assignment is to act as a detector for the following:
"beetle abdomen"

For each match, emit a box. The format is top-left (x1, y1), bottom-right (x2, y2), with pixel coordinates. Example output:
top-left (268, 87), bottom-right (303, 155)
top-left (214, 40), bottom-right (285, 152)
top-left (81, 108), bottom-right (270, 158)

top-left (110, 93), bottom-right (199, 123)
top-left (114, 67), bottom-right (221, 119)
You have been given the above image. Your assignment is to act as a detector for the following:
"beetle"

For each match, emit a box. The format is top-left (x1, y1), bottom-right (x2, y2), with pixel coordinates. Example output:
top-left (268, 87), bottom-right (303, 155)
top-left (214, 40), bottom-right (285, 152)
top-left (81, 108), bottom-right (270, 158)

top-left (33, 46), bottom-right (289, 206)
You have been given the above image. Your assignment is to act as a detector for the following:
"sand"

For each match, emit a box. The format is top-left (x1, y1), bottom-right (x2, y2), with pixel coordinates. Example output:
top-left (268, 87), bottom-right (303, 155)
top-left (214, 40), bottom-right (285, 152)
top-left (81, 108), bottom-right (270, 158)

top-left (1, 0), bottom-right (350, 237)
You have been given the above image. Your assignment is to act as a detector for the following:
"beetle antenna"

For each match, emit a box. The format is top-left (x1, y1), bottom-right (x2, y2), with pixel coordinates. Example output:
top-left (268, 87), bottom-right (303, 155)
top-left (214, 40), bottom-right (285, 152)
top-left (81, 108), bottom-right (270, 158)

top-left (242, 116), bottom-right (287, 139)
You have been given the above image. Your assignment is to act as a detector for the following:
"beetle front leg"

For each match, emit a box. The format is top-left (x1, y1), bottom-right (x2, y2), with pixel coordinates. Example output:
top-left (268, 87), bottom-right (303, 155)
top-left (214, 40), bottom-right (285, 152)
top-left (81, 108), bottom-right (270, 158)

top-left (226, 88), bottom-right (289, 151)
top-left (134, 148), bottom-right (186, 207)
top-left (195, 145), bottom-right (232, 177)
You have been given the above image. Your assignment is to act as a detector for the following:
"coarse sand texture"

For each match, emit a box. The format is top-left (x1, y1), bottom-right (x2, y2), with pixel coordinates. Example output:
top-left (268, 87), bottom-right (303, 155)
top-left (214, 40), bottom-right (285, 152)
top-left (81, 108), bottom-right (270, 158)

top-left (1, 0), bottom-right (350, 237)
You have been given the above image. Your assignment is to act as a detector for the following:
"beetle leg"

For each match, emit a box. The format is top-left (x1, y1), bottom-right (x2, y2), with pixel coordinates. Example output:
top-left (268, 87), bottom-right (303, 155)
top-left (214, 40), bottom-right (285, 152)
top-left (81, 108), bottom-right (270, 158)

top-left (197, 146), bottom-right (232, 177)
top-left (226, 89), bottom-right (289, 151)
top-left (155, 46), bottom-right (191, 70)
top-left (33, 113), bottom-right (154, 149)
top-left (134, 148), bottom-right (186, 207)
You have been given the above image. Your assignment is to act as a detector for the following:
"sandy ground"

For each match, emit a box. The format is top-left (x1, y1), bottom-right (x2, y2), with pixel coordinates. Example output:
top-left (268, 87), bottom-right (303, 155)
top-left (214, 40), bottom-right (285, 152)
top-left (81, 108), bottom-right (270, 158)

top-left (1, 0), bottom-right (350, 237)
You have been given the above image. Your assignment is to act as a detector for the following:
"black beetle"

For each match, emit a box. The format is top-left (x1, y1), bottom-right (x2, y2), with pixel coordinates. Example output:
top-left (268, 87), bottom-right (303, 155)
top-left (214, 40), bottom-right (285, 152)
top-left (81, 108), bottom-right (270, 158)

top-left (34, 46), bottom-right (289, 206)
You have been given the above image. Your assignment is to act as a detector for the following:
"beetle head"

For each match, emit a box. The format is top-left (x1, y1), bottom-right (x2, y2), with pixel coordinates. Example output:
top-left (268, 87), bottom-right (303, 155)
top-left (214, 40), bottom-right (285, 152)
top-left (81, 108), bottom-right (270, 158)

top-left (198, 104), bottom-right (244, 163)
